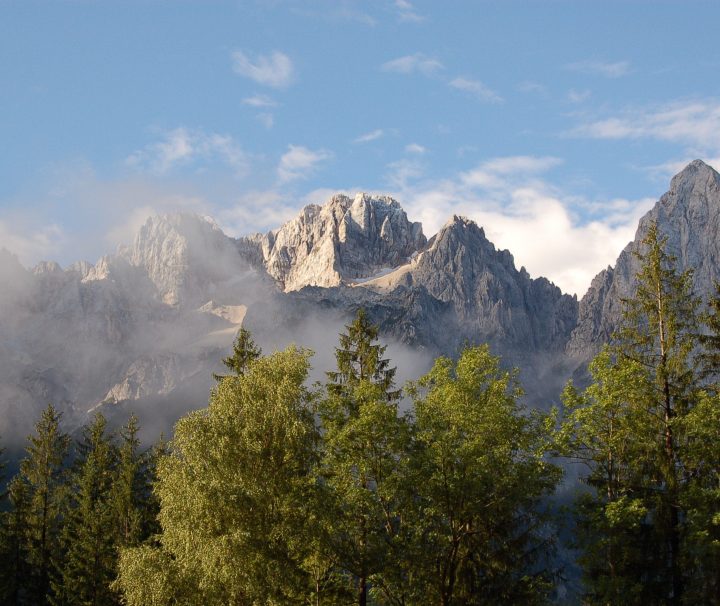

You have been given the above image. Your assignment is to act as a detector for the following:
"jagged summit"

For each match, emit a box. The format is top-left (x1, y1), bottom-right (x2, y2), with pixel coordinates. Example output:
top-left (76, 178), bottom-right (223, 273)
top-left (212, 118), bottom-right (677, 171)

top-left (239, 192), bottom-right (426, 292)
top-left (567, 159), bottom-right (720, 362)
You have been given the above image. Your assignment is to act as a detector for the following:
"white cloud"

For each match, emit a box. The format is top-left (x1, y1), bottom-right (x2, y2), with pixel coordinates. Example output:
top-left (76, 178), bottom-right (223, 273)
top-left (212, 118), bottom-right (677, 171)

top-left (384, 155), bottom-right (655, 296)
top-left (568, 89), bottom-right (591, 103)
top-left (217, 190), bottom-right (299, 237)
top-left (449, 77), bottom-right (503, 103)
top-left (385, 158), bottom-right (424, 189)
top-left (0, 220), bottom-right (64, 267)
top-left (354, 129), bottom-right (384, 143)
top-left (569, 100), bottom-right (720, 150)
top-left (394, 0), bottom-right (425, 22)
top-left (126, 128), bottom-right (248, 176)
top-left (277, 145), bottom-right (332, 183)
top-left (381, 53), bottom-right (443, 75)
top-left (405, 143), bottom-right (426, 154)
top-left (232, 50), bottom-right (294, 88)
top-left (566, 59), bottom-right (631, 78)
top-left (242, 94), bottom-right (278, 108)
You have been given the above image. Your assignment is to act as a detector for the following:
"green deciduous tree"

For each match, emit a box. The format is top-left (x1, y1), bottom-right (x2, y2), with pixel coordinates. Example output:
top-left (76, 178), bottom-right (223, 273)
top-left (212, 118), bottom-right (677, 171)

top-left (116, 346), bottom-right (321, 605)
top-left (406, 345), bottom-right (561, 606)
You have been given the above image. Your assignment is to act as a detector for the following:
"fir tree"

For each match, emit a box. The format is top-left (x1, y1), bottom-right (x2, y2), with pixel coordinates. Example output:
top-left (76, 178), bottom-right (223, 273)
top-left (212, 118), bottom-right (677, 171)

top-left (19, 404), bottom-right (70, 605)
top-left (698, 281), bottom-right (720, 390)
top-left (212, 327), bottom-right (262, 381)
top-left (327, 308), bottom-right (400, 401)
top-left (320, 309), bottom-right (408, 606)
top-left (109, 414), bottom-right (145, 549)
top-left (562, 224), bottom-right (702, 605)
top-left (54, 413), bottom-right (118, 606)
top-left (1, 477), bottom-right (31, 605)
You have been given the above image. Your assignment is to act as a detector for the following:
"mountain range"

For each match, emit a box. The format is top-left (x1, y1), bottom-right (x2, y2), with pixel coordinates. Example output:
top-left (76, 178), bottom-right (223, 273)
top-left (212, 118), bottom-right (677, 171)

top-left (1, 159), bottom-right (718, 444)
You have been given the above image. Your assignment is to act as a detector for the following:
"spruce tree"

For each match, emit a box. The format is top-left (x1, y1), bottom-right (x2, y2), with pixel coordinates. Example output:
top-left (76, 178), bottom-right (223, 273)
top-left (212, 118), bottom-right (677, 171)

top-left (562, 224), bottom-right (701, 605)
top-left (698, 281), bottom-right (720, 390)
top-left (109, 414), bottom-right (145, 549)
top-left (320, 309), bottom-right (408, 606)
top-left (54, 413), bottom-right (118, 606)
top-left (327, 308), bottom-right (399, 401)
top-left (212, 327), bottom-right (262, 381)
top-left (19, 404), bottom-right (70, 605)
top-left (1, 477), bottom-right (31, 605)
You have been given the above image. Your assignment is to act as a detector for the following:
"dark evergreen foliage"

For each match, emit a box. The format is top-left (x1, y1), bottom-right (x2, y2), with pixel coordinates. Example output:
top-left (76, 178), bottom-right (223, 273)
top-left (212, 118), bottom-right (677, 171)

top-left (212, 327), bottom-right (262, 381)
top-left (326, 308), bottom-right (400, 401)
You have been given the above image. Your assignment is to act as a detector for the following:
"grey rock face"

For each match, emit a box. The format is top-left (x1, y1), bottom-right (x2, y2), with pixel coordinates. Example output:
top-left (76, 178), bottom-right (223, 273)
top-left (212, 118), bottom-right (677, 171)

top-left (120, 214), bottom-right (255, 307)
top-left (566, 159), bottom-right (720, 365)
top-left (239, 193), bottom-right (426, 291)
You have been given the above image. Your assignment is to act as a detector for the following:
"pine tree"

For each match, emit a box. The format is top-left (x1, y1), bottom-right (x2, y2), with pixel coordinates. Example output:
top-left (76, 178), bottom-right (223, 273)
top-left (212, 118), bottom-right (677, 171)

top-left (212, 327), bottom-right (262, 381)
top-left (19, 404), bottom-right (70, 605)
top-left (54, 413), bottom-right (118, 606)
top-left (562, 224), bottom-right (701, 604)
top-left (320, 309), bottom-right (408, 606)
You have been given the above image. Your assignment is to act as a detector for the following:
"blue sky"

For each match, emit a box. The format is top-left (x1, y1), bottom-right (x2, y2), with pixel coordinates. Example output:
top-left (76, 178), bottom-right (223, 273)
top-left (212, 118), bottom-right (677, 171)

top-left (2, 0), bottom-right (720, 295)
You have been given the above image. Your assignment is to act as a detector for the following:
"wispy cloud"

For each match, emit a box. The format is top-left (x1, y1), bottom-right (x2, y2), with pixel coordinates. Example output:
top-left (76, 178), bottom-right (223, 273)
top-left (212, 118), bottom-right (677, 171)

top-left (568, 89), bottom-right (591, 103)
top-left (449, 77), bottom-right (503, 103)
top-left (277, 145), bottom-right (332, 183)
top-left (405, 143), bottom-right (426, 154)
top-left (354, 129), bottom-right (384, 143)
top-left (126, 128), bottom-right (248, 175)
top-left (517, 81), bottom-right (547, 95)
top-left (569, 99), bottom-right (720, 149)
top-left (242, 94), bottom-right (278, 108)
top-left (381, 53), bottom-right (443, 75)
top-left (394, 0), bottom-right (425, 22)
top-left (232, 50), bottom-right (294, 88)
top-left (566, 59), bottom-right (631, 78)
top-left (0, 220), bottom-right (64, 267)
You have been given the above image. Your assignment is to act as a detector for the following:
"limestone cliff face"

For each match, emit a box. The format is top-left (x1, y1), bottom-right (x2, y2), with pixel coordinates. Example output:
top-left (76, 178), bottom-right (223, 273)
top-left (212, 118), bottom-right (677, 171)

top-left (120, 213), bottom-right (255, 307)
top-left (240, 193), bottom-right (426, 291)
top-left (566, 159), bottom-right (720, 363)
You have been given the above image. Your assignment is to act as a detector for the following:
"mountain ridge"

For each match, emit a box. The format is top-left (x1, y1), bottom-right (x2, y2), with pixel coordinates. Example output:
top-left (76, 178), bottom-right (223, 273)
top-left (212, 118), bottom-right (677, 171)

top-left (0, 160), bottom-right (718, 442)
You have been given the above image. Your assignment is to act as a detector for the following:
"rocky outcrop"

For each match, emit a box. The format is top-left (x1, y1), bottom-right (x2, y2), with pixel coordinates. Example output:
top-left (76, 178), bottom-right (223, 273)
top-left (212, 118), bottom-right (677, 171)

top-left (240, 193), bottom-right (426, 291)
top-left (566, 159), bottom-right (720, 364)
top-left (120, 214), bottom-right (256, 307)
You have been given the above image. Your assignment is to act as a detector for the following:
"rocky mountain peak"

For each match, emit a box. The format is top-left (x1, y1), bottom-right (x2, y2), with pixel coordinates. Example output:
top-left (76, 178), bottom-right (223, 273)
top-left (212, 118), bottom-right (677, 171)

top-left (119, 213), bottom-right (249, 306)
top-left (567, 159), bottom-right (720, 365)
top-left (668, 159), bottom-right (720, 198)
top-left (245, 192), bottom-right (426, 291)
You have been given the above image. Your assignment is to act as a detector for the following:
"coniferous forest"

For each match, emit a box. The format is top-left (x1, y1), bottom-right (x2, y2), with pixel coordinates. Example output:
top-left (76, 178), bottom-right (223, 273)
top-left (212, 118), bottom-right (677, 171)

top-left (0, 224), bottom-right (719, 605)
